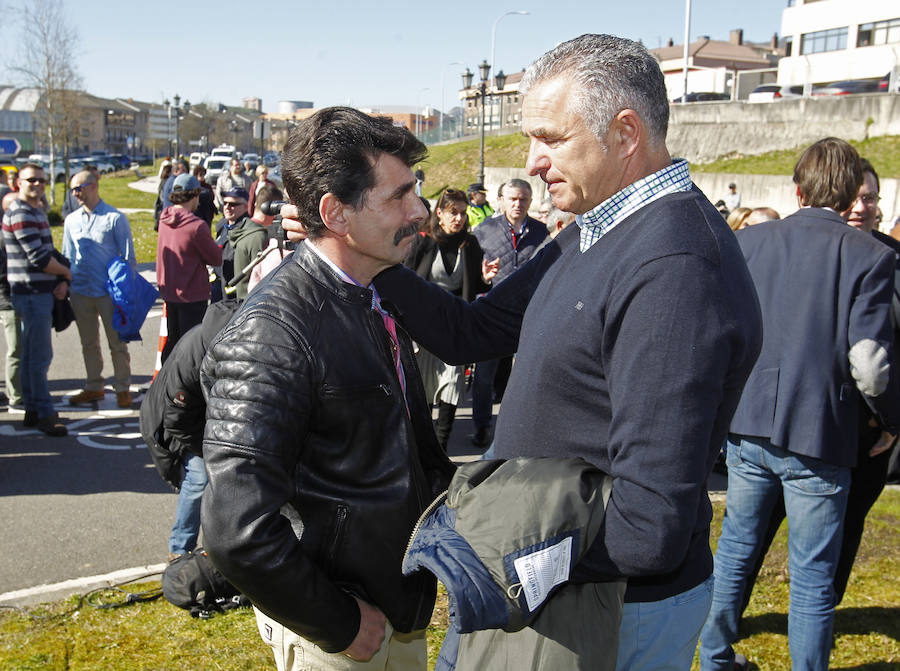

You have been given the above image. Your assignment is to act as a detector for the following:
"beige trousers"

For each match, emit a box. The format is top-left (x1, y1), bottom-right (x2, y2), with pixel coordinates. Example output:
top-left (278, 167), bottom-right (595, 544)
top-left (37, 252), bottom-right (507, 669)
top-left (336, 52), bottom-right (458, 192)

top-left (254, 607), bottom-right (426, 671)
top-left (70, 292), bottom-right (130, 393)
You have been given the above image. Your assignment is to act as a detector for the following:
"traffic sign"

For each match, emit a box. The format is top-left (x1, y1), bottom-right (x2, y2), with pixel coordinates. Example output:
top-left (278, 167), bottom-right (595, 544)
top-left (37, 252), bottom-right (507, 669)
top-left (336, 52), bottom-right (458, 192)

top-left (0, 137), bottom-right (21, 156)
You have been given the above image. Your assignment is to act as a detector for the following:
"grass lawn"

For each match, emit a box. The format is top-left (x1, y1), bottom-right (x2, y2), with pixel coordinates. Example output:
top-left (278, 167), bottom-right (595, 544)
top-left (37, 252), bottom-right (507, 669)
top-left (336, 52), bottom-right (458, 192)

top-left (2, 490), bottom-right (897, 670)
top-left (420, 133), bottom-right (900, 194)
top-left (37, 134), bottom-right (900, 269)
top-left (45, 169), bottom-right (161, 266)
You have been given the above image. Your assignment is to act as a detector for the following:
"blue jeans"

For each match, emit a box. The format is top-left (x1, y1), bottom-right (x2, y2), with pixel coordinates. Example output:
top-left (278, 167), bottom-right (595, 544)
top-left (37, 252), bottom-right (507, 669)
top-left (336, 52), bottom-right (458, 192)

top-left (11, 293), bottom-right (54, 417)
top-left (169, 453), bottom-right (208, 555)
top-left (471, 357), bottom-right (500, 432)
top-left (615, 574), bottom-right (714, 671)
top-left (700, 435), bottom-right (850, 671)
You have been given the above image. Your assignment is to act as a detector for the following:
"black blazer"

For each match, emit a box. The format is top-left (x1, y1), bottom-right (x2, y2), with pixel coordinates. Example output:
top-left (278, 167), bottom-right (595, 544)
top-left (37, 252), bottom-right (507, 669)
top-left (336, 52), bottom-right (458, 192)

top-left (730, 208), bottom-right (900, 466)
top-left (404, 232), bottom-right (490, 303)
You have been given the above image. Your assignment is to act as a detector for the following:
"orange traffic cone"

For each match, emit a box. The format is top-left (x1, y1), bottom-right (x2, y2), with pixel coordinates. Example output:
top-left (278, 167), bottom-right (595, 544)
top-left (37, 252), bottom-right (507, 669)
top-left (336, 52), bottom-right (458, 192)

top-left (152, 303), bottom-right (168, 381)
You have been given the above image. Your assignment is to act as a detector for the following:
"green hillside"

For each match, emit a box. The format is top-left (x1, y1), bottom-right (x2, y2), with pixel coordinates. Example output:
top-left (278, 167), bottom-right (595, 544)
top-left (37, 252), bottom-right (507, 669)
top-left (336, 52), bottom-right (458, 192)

top-left (419, 133), bottom-right (900, 188)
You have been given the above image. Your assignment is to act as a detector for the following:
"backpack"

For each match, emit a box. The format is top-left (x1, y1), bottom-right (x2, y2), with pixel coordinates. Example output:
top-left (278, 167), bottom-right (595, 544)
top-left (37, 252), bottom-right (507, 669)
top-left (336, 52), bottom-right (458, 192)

top-left (161, 548), bottom-right (248, 618)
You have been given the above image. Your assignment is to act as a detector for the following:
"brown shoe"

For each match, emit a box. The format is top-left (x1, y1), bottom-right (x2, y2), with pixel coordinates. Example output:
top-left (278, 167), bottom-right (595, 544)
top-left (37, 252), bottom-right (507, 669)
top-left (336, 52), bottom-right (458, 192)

top-left (167, 552), bottom-right (183, 563)
top-left (69, 389), bottom-right (105, 405)
top-left (116, 391), bottom-right (133, 408)
top-left (37, 414), bottom-right (67, 437)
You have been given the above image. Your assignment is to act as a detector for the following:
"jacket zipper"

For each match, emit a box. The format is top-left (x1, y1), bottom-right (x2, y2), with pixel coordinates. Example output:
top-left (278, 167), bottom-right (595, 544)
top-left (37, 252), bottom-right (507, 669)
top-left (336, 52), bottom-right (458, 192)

top-left (325, 504), bottom-right (349, 565)
top-left (401, 489), bottom-right (449, 569)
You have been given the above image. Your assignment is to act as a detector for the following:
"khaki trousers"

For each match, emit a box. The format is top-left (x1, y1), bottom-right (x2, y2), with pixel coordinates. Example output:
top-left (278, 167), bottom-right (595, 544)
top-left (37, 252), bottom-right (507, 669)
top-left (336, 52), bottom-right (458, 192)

top-left (0, 308), bottom-right (22, 405)
top-left (254, 607), bottom-right (426, 671)
top-left (70, 292), bottom-right (130, 393)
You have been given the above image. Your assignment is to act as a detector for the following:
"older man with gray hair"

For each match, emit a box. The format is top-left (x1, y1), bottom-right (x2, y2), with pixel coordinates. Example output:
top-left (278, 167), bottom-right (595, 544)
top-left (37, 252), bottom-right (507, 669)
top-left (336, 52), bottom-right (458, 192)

top-left (354, 34), bottom-right (763, 669)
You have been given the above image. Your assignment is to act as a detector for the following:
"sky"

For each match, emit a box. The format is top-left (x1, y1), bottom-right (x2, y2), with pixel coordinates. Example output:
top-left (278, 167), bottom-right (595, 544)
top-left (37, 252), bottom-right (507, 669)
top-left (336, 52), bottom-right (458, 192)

top-left (1, 0), bottom-right (791, 113)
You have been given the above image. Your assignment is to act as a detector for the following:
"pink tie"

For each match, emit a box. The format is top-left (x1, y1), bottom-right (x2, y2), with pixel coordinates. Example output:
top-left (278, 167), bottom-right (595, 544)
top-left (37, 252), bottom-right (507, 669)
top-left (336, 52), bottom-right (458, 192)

top-left (381, 312), bottom-right (408, 407)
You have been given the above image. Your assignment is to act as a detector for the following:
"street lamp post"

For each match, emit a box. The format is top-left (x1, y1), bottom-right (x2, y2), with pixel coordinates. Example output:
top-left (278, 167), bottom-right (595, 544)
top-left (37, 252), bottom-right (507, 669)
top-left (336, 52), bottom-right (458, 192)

top-left (166, 95), bottom-right (191, 159)
top-left (415, 87), bottom-right (430, 140)
top-left (490, 10), bottom-right (529, 130)
top-left (441, 61), bottom-right (463, 143)
top-left (494, 70), bottom-right (507, 130)
top-left (463, 60), bottom-right (491, 186)
top-left (173, 94), bottom-right (181, 159)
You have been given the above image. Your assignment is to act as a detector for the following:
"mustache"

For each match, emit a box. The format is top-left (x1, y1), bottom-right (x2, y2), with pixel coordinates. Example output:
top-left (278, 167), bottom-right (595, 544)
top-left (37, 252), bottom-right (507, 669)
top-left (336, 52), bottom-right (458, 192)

top-left (393, 222), bottom-right (420, 245)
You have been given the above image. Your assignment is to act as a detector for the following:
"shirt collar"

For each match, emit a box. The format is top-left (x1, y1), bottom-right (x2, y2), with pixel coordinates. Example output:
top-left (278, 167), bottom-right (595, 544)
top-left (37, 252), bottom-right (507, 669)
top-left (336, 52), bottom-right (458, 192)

top-left (577, 158), bottom-right (693, 252)
top-left (304, 239), bottom-right (385, 312)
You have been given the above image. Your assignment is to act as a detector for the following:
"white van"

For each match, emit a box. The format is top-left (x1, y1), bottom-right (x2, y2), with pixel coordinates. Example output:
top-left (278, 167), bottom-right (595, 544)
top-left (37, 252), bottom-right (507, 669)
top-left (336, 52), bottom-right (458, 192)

top-left (210, 145), bottom-right (236, 158)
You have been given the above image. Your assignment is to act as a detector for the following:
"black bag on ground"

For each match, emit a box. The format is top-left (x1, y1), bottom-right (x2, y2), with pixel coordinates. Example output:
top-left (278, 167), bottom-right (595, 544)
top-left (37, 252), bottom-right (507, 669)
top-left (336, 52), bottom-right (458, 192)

top-left (161, 548), bottom-right (247, 618)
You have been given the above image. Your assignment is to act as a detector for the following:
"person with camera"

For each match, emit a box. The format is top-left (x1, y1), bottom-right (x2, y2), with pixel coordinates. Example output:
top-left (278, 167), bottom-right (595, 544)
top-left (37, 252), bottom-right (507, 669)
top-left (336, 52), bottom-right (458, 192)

top-left (156, 173), bottom-right (222, 364)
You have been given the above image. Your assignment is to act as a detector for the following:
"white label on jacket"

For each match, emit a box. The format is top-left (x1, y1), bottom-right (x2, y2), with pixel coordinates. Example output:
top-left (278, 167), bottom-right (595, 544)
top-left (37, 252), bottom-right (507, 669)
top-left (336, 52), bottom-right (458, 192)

top-left (513, 536), bottom-right (572, 612)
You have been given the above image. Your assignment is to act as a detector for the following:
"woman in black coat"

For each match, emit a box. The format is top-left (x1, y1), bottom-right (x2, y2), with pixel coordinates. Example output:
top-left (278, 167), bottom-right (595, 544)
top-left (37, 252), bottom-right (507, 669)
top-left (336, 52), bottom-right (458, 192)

top-left (404, 188), bottom-right (493, 450)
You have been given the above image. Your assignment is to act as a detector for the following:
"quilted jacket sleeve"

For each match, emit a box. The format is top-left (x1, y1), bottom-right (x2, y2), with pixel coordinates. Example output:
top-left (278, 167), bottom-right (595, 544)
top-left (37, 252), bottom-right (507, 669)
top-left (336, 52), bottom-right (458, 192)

top-left (200, 307), bottom-right (361, 653)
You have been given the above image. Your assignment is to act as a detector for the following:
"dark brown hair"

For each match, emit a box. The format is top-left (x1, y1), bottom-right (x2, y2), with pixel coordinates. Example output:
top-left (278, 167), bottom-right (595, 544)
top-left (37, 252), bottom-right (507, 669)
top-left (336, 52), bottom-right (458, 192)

top-left (169, 188), bottom-right (199, 204)
top-left (428, 188), bottom-right (469, 237)
top-left (793, 138), bottom-right (863, 212)
top-left (280, 106), bottom-right (427, 239)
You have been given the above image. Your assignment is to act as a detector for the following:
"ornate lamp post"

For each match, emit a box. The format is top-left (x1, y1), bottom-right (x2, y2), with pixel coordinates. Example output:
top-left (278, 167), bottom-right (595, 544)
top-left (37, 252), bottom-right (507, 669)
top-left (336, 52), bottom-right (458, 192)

top-left (165, 95), bottom-right (191, 159)
top-left (494, 70), bottom-right (507, 130)
top-left (463, 60), bottom-right (491, 186)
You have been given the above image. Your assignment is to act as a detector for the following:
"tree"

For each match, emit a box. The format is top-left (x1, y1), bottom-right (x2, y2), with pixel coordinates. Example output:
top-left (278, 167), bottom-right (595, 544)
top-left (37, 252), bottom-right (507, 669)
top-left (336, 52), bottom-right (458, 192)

top-left (9, 0), bottom-right (82, 205)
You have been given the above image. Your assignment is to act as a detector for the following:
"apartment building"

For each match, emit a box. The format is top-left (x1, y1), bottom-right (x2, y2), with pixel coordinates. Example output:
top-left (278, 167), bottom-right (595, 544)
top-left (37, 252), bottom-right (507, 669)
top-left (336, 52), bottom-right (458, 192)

top-left (778, 0), bottom-right (899, 86)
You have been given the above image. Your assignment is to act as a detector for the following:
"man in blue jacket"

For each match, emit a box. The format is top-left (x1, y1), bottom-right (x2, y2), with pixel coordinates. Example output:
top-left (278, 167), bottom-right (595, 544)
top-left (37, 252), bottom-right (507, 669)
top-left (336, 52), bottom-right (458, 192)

top-left (470, 178), bottom-right (546, 446)
top-left (700, 139), bottom-right (900, 671)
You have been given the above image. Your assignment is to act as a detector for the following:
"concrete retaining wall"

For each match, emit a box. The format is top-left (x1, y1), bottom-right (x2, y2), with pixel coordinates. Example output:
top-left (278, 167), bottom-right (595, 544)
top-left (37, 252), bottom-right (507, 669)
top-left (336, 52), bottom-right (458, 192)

top-left (691, 173), bottom-right (899, 231)
top-left (668, 94), bottom-right (900, 164)
top-left (485, 167), bottom-right (899, 232)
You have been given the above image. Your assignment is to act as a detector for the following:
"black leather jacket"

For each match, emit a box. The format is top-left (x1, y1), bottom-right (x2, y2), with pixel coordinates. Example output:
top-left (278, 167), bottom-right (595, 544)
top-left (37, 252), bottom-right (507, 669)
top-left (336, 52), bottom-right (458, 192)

top-left (200, 242), bottom-right (455, 653)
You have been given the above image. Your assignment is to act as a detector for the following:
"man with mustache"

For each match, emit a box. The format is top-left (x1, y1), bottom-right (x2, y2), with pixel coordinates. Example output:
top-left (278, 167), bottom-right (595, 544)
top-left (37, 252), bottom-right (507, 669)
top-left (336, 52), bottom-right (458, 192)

top-left (200, 107), bottom-right (455, 671)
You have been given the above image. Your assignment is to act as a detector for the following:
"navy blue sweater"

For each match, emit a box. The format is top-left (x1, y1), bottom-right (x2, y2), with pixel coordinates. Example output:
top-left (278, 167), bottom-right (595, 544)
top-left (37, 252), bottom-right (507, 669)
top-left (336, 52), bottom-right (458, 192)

top-left (375, 189), bottom-right (762, 602)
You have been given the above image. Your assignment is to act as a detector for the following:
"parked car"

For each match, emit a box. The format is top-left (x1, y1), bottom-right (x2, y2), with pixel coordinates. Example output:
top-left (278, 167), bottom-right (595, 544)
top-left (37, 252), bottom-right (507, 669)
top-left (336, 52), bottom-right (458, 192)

top-left (263, 151), bottom-right (279, 168)
top-left (671, 92), bottom-right (730, 103)
top-left (132, 153), bottom-right (153, 166)
top-left (242, 152), bottom-right (260, 172)
top-left (210, 144), bottom-right (235, 159)
top-left (812, 79), bottom-right (879, 96)
top-left (268, 165), bottom-right (283, 188)
top-left (0, 161), bottom-right (18, 182)
top-left (44, 158), bottom-right (84, 184)
top-left (189, 151), bottom-right (207, 169)
top-left (747, 84), bottom-right (803, 102)
top-left (878, 72), bottom-right (899, 93)
top-left (82, 157), bottom-right (115, 174)
top-left (203, 156), bottom-right (231, 187)
top-left (107, 154), bottom-right (132, 170)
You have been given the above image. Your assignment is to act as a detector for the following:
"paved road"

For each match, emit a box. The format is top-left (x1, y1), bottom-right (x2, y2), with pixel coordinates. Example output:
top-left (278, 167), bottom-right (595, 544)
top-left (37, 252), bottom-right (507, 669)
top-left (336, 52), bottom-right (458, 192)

top-left (0, 272), bottom-right (489, 605)
top-left (0, 262), bottom-right (726, 606)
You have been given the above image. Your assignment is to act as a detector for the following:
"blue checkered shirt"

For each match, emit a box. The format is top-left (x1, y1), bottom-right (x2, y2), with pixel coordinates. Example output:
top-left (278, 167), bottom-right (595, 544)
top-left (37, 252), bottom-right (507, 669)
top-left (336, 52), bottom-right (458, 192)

top-left (577, 158), bottom-right (693, 252)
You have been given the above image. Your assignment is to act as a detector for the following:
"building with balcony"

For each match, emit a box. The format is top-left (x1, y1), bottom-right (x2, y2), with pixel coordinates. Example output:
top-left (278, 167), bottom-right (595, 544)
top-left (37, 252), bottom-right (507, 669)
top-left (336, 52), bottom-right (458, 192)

top-left (460, 69), bottom-right (525, 136)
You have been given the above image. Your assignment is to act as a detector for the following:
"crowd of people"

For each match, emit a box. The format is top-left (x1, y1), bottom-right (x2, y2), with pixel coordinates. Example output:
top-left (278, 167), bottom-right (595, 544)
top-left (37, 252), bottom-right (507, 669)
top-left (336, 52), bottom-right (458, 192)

top-left (2, 30), bottom-right (900, 671)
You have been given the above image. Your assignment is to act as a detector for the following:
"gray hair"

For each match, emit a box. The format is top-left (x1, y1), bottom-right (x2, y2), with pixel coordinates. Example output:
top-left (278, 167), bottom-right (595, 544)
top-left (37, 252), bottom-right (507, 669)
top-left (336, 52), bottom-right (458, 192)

top-left (520, 34), bottom-right (669, 147)
top-left (505, 178), bottom-right (532, 195)
top-left (546, 204), bottom-right (574, 230)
